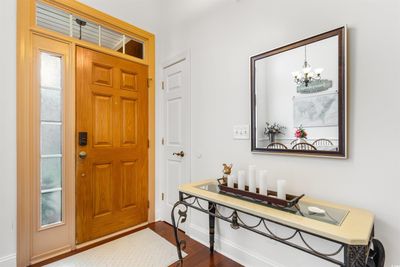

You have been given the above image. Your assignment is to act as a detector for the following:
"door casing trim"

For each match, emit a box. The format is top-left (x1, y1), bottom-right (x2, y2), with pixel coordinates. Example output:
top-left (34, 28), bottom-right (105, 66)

top-left (159, 51), bottom-right (192, 222)
top-left (17, 0), bottom-right (155, 265)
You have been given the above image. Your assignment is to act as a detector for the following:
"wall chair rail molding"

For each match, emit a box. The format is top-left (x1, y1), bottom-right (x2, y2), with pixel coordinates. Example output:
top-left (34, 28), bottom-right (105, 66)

top-left (250, 27), bottom-right (347, 158)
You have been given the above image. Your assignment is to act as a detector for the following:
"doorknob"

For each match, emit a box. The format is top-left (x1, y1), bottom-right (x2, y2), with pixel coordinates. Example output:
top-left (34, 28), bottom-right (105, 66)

top-left (79, 151), bottom-right (87, 159)
top-left (173, 151), bottom-right (185, 157)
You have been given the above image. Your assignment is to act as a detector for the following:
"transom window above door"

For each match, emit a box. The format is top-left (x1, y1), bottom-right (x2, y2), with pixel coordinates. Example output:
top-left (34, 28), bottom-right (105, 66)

top-left (36, 1), bottom-right (145, 59)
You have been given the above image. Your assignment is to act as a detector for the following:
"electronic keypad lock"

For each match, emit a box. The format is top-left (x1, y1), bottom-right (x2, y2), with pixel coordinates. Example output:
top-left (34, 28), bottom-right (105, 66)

top-left (79, 132), bottom-right (88, 146)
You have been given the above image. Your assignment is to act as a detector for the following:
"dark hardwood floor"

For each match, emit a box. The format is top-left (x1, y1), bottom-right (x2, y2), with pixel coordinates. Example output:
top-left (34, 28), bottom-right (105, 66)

top-left (31, 221), bottom-right (242, 267)
top-left (149, 222), bottom-right (242, 267)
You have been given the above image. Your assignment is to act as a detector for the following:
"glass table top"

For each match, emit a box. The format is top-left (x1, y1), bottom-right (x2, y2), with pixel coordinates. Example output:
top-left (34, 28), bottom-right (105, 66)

top-left (196, 183), bottom-right (349, 226)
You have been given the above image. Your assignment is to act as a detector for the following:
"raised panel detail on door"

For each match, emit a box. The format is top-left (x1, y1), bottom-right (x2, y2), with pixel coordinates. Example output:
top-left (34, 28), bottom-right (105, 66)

top-left (167, 98), bottom-right (182, 145)
top-left (92, 94), bottom-right (113, 147)
top-left (76, 47), bottom-right (148, 244)
top-left (121, 98), bottom-right (137, 146)
top-left (166, 160), bottom-right (181, 206)
top-left (162, 56), bottom-right (189, 227)
top-left (121, 161), bottom-right (138, 209)
top-left (92, 63), bottom-right (113, 86)
top-left (93, 163), bottom-right (112, 217)
top-left (121, 70), bottom-right (137, 91)
top-left (167, 71), bottom-right (182, 91)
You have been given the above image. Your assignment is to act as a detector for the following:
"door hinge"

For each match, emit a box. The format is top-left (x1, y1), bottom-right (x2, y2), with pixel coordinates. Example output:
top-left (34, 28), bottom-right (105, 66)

top-left (161, 138), bottom-right (164, 145)
top-left (161, 81), bottom-right (165, 90)
top-left (161, 193), bottom-right (164, 201)
top-left (148, 139), bottom-right (150, 148)
top-left (147, 200), bottom-right (150, 209)
top-left (147, 78), bottom-right (151, 88)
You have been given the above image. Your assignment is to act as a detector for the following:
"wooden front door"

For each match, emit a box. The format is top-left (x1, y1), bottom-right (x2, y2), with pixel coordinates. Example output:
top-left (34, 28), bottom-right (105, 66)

top-left (76, 47), bottom-right (148, 243)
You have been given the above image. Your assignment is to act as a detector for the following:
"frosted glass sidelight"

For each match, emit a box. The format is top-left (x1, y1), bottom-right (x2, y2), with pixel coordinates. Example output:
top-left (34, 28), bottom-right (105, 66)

top-left (40, 51), bottom-right (63, 227)
top-left (41, 157), bottom-right (62, 190)
top-left (41, 123), bottom-right (62, 155)
top-left (41, 88), bottom-right (62, 122)
top-left (41, 191), bottom-right (62, 226)
top-left (40, 53), bottom-right (61, 88)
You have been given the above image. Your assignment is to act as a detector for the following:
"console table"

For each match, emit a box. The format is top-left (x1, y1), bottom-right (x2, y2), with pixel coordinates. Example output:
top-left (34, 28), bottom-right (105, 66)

top-left (171, 179), bottom-right (374, 267)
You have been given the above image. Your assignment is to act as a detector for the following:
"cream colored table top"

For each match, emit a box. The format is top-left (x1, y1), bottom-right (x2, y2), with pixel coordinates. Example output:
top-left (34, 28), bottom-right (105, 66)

top-left (179, 179), bottom-right (374, 245)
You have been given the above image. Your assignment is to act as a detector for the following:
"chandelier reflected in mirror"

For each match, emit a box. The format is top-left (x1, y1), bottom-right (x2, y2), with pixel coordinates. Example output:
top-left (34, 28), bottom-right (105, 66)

top-left (291, 45), bottom-right (323, 87)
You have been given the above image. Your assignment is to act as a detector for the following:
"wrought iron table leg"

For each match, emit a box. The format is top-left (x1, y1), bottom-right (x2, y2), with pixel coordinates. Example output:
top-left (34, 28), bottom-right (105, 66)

top-left (344, 244), bottom-right (368, 267)
top-left (171, 201), bottom-right (188, 266)
top-left (208, 201), bottom-right (216, 253)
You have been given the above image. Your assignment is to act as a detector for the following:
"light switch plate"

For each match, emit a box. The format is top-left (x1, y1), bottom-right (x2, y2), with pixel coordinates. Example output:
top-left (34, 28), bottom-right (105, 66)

top-left (233, 125), bottom-right (250, 140)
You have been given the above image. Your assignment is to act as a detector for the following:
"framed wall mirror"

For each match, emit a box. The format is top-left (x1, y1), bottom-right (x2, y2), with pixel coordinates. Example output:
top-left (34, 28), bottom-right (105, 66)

top-left (251, 27), bottom-right (347, 158)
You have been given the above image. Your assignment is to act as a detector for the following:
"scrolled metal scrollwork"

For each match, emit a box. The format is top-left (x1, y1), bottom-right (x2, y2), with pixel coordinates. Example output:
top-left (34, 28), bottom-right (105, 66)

top-left (230, 211), bottom-right (240, 229)
top-left (171, 201), bottom-right (189, 265)
top-left (176, 193), bottom-right (346, 265)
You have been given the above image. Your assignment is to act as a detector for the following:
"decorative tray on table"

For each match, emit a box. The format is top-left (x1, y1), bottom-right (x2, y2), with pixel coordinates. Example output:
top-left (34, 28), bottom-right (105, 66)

top-left (217, 178), bottom-right (305, 209)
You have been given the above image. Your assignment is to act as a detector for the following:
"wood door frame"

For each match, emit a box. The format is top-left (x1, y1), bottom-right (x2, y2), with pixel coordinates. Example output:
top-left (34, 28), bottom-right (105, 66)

top-left (160, 51), bottom-right (191, 222)
top-left (17, 0), bottom-right (155, 265)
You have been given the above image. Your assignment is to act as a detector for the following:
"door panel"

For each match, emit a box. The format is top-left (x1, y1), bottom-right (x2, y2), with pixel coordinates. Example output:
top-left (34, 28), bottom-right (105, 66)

top-left (93, 162), bottom-right (113, 217)
top-left (92, 63), bottom-right (113, 86)
top-left (121, 70), bottom-right (138, 91)
top-left (121, 98), bottom-right (138, 146)
top-left (92, 94), bottom-right (113, 147)
top-left (121, 161), bottom-right (138, 208)
top-left (167, 98), bottom-right (182, 145)
top-left (76, 47), bottom-right (148, 244)
top-left (162, 58), bottom-right (190, 225)
top-left (166, 160), bottom-right (181, 206)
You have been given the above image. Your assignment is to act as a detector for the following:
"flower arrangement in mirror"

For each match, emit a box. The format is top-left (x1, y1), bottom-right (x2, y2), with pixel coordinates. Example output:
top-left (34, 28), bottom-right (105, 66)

top-left (295, 125), bottom-right (308, 142)
top-left (264, 122), bottom-right (286, 143)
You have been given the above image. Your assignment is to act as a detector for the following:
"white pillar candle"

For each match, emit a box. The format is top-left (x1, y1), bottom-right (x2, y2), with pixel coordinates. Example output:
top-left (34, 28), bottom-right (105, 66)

top-left (259, 170), bottom-right (268, 195)
top-left (248, 165), bottom-right (256, 193)
top-left (227, 174), bottom-right (235, 188)
top-left (238, 170), bottom-right (246, 190)
top-left (277, 179), bottom-right (287, 199)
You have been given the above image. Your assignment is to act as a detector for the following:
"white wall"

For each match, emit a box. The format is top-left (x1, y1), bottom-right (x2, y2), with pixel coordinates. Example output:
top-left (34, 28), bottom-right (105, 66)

top-left (2, 0), bottom-right (400, 266)
top-left (159, 0), bottom-right (400, 266)
top-left (0, 0), bottom-right (17, 265)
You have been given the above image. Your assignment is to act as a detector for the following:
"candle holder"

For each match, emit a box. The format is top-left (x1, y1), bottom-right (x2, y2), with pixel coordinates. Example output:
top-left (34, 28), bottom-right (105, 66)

top-left (217, 178), bottom-right (304, 209)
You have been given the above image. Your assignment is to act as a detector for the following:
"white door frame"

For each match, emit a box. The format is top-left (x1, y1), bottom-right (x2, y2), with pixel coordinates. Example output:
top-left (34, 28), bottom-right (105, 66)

top-left (160, 51), bottom-right (191, 224)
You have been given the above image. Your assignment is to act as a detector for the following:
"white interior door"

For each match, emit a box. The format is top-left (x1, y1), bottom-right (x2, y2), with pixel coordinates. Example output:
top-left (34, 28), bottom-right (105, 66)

top-left (162, 56), bottom-right (190, 225)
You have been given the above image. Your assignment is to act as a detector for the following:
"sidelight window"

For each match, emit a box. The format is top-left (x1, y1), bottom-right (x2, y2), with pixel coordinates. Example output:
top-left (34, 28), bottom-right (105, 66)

top-left (40, 52), bottom-right (63, 227)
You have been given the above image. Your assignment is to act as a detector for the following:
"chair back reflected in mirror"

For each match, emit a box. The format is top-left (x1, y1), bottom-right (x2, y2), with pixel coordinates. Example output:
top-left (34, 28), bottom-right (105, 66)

top-left (290, 139), bottom-right (307, 146)
top-left (312, 138), bottom-right (334, 146)
top-left (292, 142), bottom-right (317, 150)
top-left (267, 142), bottom-right (288, 150)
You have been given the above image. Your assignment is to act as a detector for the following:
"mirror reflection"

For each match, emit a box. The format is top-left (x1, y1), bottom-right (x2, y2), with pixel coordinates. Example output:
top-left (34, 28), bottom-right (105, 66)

top-left (251, 28), bottom-right (346, 156)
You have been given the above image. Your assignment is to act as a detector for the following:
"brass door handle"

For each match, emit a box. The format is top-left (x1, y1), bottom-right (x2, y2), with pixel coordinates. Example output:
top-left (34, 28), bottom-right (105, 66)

top-left (173, 151), bottom-right (185, 157)
top-left (79, 151), bottom-right (87, 159)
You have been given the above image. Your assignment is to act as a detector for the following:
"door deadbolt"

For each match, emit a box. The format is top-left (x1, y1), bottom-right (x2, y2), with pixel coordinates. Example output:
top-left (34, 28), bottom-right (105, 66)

top-left (173, 151), bottom-right (185, 157)
top-left (79, 151), bottom-right (87, 159)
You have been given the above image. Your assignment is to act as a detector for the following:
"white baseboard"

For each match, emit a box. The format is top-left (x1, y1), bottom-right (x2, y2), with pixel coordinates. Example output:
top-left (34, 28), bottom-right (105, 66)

top-left (187, 223), bottom-right (284, 267)
top-left (0, 254), bottom-right (16, 267)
